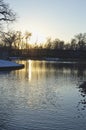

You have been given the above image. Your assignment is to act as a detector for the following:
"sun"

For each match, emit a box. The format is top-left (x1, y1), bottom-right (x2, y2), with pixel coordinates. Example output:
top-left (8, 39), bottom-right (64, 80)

top-left (29, 31), bottom-right (46, 45)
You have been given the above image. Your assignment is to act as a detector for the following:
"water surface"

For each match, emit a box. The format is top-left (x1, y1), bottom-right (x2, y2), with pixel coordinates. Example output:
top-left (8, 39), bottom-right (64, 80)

top-left (0, 60), bottom-right (86, 130)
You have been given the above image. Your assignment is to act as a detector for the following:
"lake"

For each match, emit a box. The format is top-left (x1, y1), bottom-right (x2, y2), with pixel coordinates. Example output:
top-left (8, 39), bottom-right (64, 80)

top-left (0, 60), bottom-right (86, 130)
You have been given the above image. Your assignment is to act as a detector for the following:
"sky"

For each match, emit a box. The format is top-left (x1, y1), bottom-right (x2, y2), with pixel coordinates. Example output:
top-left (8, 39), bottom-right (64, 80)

top-left (5, 0), bottom-right (86, 42)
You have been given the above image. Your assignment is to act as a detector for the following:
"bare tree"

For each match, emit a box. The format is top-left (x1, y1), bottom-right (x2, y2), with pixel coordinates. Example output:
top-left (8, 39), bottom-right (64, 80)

top-left (0, 31), bottom-right (22, 49)
top-left (71, 39), bottom-right (77, 50)
top-left (1, 31), bottom-right (16, 48)
top-left (0, 0), bottom-right (16, 23)
top-left (25, 31), bottom-right (32, 49)
top-left (74, 33), bottom-right (86, 50)
top-left (45, 37), bottom-right (52, 49)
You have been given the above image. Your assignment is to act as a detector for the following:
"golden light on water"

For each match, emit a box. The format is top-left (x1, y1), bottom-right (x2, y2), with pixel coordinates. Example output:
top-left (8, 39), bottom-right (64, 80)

top-left (28, 60), bottom-right (32, 81)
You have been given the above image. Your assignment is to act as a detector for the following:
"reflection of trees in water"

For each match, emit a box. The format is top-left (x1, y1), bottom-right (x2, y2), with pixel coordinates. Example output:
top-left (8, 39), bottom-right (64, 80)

top-left (79, 82), bottom-right (86, 96)
top-left (45, 62), bottom-right (86, 78)
top-left (77, 81), bottom-right (86, 115)
top-left (13, 60), bottom-right (86, 81)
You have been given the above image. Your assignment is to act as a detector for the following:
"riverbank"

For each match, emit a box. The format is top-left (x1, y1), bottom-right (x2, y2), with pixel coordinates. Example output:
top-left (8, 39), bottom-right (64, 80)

top-left (0, 60), bottom-right (24, 70)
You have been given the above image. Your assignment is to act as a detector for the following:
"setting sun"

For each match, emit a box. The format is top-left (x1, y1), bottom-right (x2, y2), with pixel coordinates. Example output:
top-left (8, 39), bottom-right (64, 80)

top-left (29, 31), bottom-right (46, 45)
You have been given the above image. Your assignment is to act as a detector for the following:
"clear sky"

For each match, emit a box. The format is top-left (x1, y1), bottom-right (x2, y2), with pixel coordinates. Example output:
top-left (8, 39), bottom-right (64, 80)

top-left (6, 0), bottom-right (86, 42)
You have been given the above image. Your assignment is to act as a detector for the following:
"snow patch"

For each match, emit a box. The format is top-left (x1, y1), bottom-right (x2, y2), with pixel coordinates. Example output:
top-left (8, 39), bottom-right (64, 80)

top-left (0, 60), bottom-right (23, 67)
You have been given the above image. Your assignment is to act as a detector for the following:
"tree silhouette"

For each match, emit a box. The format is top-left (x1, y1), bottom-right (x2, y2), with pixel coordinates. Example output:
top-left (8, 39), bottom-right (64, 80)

top-left (1, 31), bottom-right (16, 48)
top-left (75, 33), bottom-right (86, 50)
top-left (52, 39), bottom-right (64, 50)
top-left (70, 39), bottom-right (77, 50)
top-left (25, 31), bottom-right (32, 49)
top-left (0, 31), bottom-right (22, 49)
top-left (0, 0), bottom-right (16, 23)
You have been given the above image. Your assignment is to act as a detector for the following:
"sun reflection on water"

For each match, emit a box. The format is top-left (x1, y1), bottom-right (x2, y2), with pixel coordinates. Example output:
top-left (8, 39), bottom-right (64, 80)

top-left (28, 60), bottom-right (32, 81)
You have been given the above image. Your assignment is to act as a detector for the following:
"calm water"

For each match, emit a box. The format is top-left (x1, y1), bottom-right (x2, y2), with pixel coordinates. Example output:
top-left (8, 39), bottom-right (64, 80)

top-left (0, 60), bottom-right (86, 130)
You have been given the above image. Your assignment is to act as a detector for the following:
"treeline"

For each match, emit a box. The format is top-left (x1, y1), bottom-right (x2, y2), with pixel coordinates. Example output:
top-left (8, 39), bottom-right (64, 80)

top-left (0, 31), bottom-right (86, 60)
top-left (0, 31), bottom-right (86, 51)
top-left (44, 33), bottom-right (86, 50)
top-left (0, 1), bottom-right (86, 51)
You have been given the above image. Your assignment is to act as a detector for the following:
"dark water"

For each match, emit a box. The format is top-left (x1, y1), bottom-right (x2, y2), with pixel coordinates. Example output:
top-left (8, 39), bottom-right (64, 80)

top-left (0, 60), bottom-right (86, 130)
